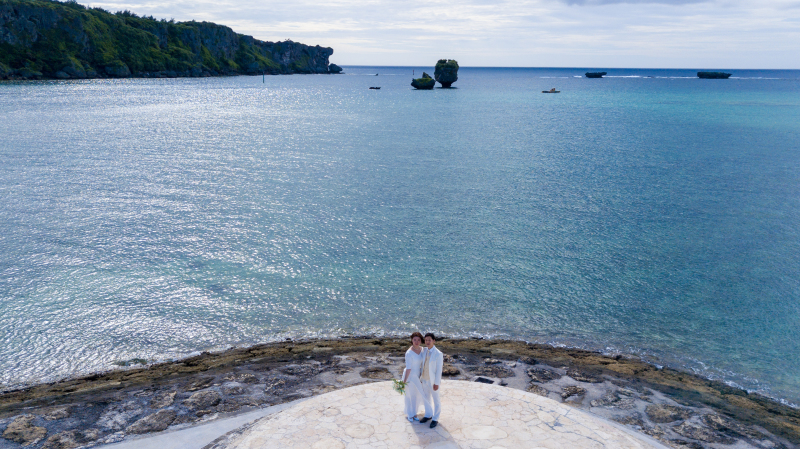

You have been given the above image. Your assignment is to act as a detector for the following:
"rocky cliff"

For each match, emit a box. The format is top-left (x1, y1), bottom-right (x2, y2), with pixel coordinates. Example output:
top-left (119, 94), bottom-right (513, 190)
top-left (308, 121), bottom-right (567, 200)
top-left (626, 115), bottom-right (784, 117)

top-left (0, 0), bottom-right (337, 80)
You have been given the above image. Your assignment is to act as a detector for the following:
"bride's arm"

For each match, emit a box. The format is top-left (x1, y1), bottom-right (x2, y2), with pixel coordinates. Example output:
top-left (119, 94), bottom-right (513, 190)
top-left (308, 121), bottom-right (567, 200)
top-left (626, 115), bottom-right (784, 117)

top-left (403, 349), bottom-right (412, 382)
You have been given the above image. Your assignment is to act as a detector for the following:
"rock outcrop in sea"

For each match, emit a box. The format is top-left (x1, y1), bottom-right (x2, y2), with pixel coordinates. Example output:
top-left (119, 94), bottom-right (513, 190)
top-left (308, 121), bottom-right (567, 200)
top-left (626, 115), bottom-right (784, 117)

top-left (0, 0), bottom-right (339, 80)
top-left (411, 72), bottom-right (436, 89)
top-left (434, 59), bottom-right (459, 87)
top-left (328, 63), bottom-right (343, 74)
top-left (585, 72), bottom-right (607, 78)
top-left (697, 71), bottom-right (732, 79)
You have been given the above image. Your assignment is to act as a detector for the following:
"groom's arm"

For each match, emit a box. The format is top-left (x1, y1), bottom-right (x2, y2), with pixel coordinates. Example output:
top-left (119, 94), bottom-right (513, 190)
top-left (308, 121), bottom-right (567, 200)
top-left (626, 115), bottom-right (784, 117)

top-left (434, 352), bottom-right (443, 387)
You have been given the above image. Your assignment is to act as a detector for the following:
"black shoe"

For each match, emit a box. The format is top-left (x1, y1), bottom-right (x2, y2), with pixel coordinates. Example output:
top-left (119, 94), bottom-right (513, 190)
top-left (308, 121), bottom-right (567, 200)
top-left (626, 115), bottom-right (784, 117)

top-left (419, 417), bottom-right (430, 424)
top-left (430, 420), bottom-right (438, 428)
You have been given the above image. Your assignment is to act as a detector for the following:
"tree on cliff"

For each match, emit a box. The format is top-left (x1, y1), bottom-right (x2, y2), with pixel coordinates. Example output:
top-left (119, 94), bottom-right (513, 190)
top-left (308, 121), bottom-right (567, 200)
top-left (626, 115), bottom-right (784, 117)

top-left (0, 0), bottom-right (336, 79)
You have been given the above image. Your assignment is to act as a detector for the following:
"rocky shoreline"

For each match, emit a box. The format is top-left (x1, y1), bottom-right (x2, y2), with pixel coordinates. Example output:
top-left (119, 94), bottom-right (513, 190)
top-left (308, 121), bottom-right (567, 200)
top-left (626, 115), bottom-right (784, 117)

top-left (1, 338), bottom-right (798, 448)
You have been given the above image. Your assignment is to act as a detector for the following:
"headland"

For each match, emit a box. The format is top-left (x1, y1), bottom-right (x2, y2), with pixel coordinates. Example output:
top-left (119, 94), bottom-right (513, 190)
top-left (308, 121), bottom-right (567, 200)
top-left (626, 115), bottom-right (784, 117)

top-left (1, 338), bottom-right (797, 448)
top-left (0, 0), bottom-right (338, 80)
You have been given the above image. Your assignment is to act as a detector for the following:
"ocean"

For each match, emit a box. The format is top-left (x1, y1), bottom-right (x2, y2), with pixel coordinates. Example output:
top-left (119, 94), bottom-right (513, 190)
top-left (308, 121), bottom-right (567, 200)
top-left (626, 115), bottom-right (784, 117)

top-left (1, 66), bottom-right (799, 405)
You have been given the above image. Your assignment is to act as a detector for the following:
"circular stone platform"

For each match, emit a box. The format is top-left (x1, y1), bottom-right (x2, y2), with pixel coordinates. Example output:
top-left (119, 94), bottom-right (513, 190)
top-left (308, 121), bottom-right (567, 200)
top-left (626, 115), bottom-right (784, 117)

top-left (217, 380), bottom-right (668, 449)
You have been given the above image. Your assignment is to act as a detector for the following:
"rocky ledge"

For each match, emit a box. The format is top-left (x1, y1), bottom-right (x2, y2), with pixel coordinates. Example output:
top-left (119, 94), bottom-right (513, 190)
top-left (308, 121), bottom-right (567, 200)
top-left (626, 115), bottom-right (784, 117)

top-left (0, 338), bottom-right (798, 449)
top-left (697, 72), bottom-right (732, 79)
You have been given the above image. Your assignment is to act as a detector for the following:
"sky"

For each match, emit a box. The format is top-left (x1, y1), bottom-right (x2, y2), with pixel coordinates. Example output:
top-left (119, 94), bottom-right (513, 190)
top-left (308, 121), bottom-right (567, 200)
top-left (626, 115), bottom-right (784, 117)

top-left (83, 0), bottom-right (800, 69)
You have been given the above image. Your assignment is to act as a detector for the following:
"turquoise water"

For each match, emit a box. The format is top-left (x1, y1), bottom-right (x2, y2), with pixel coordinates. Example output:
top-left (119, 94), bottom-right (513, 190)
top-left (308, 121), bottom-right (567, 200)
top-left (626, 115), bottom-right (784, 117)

top-left (1, 67), bottom-right (799, 404)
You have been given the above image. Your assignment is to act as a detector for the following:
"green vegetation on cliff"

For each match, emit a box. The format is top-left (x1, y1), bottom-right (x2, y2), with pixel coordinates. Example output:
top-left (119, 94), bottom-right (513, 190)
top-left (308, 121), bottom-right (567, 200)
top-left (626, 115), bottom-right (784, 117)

top-left (0, 0), bottom-right (336, 79)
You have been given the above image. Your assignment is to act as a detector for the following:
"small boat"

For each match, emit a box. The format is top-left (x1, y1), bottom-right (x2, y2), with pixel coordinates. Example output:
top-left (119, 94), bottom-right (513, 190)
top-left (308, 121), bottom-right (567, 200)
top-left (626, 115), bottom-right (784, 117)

top-left (585, 72), bottom-right (607, 78)
top-left (542, 88), bottom-right (560, 93)
top-left (369, 87), bottom-right (381, 89)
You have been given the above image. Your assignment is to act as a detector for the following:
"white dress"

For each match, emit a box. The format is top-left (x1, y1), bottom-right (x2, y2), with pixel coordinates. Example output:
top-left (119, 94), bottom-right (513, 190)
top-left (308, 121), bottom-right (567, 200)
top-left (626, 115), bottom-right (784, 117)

top-left (404, 347), bottom-right (430, 419)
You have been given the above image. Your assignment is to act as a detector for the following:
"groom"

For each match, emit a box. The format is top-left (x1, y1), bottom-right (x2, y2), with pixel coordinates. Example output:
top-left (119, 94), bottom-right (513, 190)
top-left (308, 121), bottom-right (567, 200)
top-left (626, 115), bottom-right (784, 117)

top-left (419, 333), bottom-right (443, 428)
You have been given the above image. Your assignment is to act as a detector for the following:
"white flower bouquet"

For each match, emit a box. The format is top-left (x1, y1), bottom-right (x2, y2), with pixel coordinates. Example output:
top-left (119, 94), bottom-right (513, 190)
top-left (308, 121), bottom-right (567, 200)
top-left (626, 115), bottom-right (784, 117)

top-left (392, 379), bottom-right (407, 395)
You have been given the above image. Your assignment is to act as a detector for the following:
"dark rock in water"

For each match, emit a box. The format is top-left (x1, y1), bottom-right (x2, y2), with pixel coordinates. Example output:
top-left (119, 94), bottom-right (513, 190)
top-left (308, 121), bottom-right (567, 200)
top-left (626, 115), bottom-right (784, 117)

top-left (434, 59), bottom-right (459, 87)
top-left (585, 72), bottom-right (607, 78)
top-left (561, 386), bottom-right (587, 399)
top-left (328, 63), bottom-right (343, 74)
top-left (697, 71), bottom-right (731, 79)
top-left (411, 72), bottom-right (436, 89)
top-left (567, 368), bottom-right (603, 383)
top-left (527, 368), bottom-right (562, 383)
top-left (471, 365), bottom-right (515, 378)
top-left (125, 410), bottom-right (177, 434)
top-left (474, 377), bottom-right (494, 384)
top-left (645, 404), bottom-right (693, 423)
top-left (105, 62), bottom-right (131, 78)
top-left (526, 384), bottom-right (549, 396)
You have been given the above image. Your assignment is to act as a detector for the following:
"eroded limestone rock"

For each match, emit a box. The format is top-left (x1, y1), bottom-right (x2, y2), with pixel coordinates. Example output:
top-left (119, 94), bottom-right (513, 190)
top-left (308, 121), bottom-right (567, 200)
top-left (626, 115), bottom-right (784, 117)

top-left (126, 409), bottom-right (177, 434)
top-left (42, 429), bottom-right (100, 449)
top-left (561, 386), bottom-right (587, 400)
top-left (97, 401), bottom-right (143, 430)
top-left (434, 59), bottom-right (459, 87)
top-left (183, 390), bottom-right (222, 410)
top-left (645, 404), bottom-right (693, 423)
top-left (442, 364), bottom-right (460, 376)
top-left (359, 367), bottom-right (393, 380)
top-left (567, 368), bottom-right (602, 383)
top-left (2, 415), bottom-right (47, 446)
top-left (673, 421), bottom-right (735, 444)
top-left (526, 384), bottom-right (549, 396)
top-left (411, 73), bottom-right (435, 90)
top-left (701, 413), bottom-right (764, 439)
top-left (149, 391), bottom-right (176, 409)
top-left (527, 368), bottom-right (562, 383)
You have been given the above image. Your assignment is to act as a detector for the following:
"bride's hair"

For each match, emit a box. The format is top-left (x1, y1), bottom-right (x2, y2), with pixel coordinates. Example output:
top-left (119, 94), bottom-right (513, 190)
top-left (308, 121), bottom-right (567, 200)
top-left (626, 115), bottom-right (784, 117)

top-left (410, 332), bottom-right (423, 343)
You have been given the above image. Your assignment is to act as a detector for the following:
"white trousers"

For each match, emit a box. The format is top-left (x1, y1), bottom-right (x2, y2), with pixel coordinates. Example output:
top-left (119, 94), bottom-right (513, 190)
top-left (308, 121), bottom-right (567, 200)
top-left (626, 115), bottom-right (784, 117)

top-left (421, 380), bottom-right (441, 421)
top-left (404, 376), bottom-right (429, 419)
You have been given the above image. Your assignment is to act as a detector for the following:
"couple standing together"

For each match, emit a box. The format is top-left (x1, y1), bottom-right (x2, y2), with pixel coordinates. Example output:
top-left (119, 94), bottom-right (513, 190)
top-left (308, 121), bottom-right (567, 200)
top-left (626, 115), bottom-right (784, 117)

top-left (402, 332), bottom-right (443, 428)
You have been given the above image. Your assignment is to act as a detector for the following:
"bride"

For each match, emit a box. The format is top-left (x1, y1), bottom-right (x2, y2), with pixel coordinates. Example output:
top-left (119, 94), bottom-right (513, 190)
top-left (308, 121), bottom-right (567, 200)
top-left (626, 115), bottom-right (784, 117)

top-left (403, 332), bottom-right (431, 421)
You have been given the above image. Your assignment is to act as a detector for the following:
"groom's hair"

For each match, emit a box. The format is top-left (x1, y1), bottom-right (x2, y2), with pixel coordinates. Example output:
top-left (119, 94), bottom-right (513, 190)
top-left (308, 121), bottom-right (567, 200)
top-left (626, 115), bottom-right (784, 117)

top-left (410, 332), bottom-right (423, 342)
top-left (424, 333), bottom-right (436, 341)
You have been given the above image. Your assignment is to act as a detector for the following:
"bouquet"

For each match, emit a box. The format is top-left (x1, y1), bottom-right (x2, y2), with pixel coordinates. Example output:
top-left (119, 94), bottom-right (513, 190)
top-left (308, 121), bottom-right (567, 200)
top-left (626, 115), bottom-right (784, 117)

top-left (392, 379), bottom-right (407, 395)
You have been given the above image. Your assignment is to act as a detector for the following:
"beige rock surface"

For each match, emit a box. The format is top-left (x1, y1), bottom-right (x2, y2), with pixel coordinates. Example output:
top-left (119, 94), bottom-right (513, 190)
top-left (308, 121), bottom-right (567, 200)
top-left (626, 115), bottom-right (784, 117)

top-left (218, 380), bottom-right (668, 449)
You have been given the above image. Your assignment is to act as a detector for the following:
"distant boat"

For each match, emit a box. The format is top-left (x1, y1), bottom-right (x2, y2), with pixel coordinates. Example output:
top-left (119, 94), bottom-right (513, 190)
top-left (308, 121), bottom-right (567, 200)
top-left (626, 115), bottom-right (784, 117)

top-left (542, 88), bottom-right (560, 93)
top-left (697, 71), bottom-right (731, 79)
top-left (369, 87), bottom-right (381, 89)
top-left (585, 72), bottom-right (607, 78)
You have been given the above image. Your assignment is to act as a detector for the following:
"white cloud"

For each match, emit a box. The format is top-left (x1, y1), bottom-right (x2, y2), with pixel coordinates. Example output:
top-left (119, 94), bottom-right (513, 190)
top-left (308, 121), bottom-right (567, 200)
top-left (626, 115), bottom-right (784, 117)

top-left (84, 0), bottom-right (800, 68)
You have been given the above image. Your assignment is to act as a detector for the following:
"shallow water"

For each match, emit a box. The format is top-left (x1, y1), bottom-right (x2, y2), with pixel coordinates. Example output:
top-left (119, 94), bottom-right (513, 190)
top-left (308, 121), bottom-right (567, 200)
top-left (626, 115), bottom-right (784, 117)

top-left (1, 67), bottom-right (799, 404)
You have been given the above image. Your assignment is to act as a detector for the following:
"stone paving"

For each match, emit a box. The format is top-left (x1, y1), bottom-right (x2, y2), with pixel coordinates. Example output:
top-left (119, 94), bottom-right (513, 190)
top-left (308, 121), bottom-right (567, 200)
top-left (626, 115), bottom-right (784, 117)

top-left (216, 380), bottom-right (669, 449)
